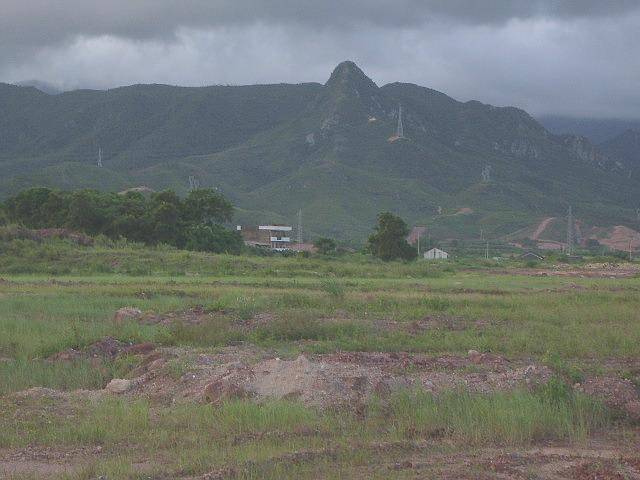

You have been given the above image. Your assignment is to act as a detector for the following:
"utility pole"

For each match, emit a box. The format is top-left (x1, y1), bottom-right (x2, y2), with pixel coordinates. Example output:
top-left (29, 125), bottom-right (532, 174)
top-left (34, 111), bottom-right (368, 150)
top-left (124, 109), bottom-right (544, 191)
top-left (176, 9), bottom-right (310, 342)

top-left (417, 230), bottom-right (421, 257)
top-left (566, 206), bottom-right (574, 256)
top-left (188, 176), bottom-right (200, 191)
top-left (485, 241), bottom-right (489, 260)
top-left (297, 209), bottom-right (302, 251)
top-left (97, 147), bottom-right (103, 168)
top-left (630, 240), bottom-right (633, 262)
top-left (397, 104), bottom-right (404, 138)
top-left (481, 165), bottom-right (491, 183)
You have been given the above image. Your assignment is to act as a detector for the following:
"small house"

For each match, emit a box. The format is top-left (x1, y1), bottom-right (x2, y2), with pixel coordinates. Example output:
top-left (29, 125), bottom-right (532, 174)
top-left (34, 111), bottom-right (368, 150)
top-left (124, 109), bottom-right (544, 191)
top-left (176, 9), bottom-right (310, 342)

top-left (424, 248), bottom-right (449, 260)
top-left (237, 225), bottom-right (293, 251)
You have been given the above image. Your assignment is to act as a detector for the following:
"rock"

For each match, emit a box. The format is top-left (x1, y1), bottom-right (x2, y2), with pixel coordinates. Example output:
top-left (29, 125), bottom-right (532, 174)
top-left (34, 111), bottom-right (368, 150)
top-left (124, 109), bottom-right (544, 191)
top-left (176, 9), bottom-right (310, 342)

top-left (468, 350), bottom-right (482, 364)
top-left (105, 378), bottom-right (132, 394)
top-left (203, 378), bottom-right (250, 404)
top-left (113, 307), bottom-right (143, 324)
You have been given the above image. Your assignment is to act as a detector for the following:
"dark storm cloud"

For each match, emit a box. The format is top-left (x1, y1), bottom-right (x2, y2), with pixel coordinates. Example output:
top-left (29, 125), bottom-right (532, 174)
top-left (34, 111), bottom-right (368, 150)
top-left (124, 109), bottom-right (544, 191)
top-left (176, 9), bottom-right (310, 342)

top-left (3, 0), bottom-right (638, 46)
top-left (1, 1), bottom-right (640, 118)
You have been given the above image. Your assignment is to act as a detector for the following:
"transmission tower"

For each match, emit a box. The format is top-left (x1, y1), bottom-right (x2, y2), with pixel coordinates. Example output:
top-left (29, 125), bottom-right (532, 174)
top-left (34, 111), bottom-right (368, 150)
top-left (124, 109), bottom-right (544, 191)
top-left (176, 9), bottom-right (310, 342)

top-left (481, 165), bottom-right (491, 183)
top-left (566, 206), bottom-right (574, 255)
top-left (396, 104), bottom-right (404, 138)
top-left (97, 147), bottom-right (103, 168)
top-left (188, 175), bottom-right (200, 191)
top-left (297, 209), bottom-right (302, 250)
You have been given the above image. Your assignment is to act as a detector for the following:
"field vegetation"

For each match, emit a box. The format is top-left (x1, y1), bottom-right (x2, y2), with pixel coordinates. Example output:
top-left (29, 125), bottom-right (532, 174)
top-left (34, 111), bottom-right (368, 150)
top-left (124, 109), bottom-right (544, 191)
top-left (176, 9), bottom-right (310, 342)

top-left (1, 237), bottom-right (639, 478)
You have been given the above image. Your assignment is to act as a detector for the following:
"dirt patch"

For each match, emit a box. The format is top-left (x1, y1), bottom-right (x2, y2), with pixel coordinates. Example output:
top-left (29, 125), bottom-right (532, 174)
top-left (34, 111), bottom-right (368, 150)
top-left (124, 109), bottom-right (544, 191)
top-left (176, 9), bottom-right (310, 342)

top-left (575, 376), bottom-right (640, 419)
top-left (455, 207), bottom-right (474, 215)
top-left (531, 216), bottom-right (557, 241)
top-left (116, 305), bottom-right (215, 327)
top-left (235, 313), bottom-right (276, 332)
top-left (116, 347), bottom-right (552, 408)
top-left (49, 337), bottom-right (155, 363)
top-left (590, 225), bottom-right (640, 252)
top-left (563, 460), bottom-right (629, 480)
top-left (378, 316), bottom-right (491, 333)
top-left (491, 263), bottom-right (640, 278)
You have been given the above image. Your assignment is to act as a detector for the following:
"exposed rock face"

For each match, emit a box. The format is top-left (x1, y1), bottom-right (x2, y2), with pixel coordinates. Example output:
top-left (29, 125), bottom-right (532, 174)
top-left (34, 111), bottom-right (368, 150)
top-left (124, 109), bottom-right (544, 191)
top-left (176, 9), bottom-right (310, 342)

top-left (510, 138), bottom-right (540, 159)
top-left (560, 134), bottom-right (615, 170)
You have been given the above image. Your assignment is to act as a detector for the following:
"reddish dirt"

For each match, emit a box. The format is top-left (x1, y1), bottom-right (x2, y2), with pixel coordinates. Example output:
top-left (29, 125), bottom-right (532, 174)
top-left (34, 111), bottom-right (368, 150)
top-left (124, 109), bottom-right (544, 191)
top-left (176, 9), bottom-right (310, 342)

top-left (490, 263), bottom-right (640, 278)
top-left (592, 225), bottom-right (640, 252)
top-left (532, 216), bottom-right (556, 240)
top-left (48, 337), bottom-right (155, 363)
top-left (0, 226), bottom-right (93, 245)
top-left (117, 347), bottom-right (554, 408)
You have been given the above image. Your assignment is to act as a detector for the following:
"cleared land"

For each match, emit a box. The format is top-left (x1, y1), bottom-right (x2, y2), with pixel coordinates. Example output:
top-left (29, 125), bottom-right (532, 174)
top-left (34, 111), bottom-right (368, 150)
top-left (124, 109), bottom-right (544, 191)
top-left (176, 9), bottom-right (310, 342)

top-left (1, 244), bottom-right (639, 478)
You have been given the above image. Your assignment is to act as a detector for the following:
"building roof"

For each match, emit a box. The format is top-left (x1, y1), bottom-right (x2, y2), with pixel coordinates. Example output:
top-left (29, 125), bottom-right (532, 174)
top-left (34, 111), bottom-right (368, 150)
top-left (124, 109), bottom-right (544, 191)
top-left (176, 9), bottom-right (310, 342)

top-left (258, 225), bottom-right (292, 231)
top-left (519, 252), bottom-right (545, 260)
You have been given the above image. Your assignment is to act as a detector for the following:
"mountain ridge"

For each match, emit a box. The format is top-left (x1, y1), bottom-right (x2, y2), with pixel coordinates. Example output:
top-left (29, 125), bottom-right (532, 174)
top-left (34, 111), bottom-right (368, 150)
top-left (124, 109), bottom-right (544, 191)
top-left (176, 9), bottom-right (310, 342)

top-left (1, 62), bottom-right (638, 242)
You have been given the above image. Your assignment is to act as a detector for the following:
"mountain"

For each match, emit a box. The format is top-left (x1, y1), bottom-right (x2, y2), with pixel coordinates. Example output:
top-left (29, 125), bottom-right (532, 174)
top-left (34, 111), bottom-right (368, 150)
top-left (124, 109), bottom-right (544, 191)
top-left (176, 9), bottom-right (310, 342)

top-left (600, 129), bottom-right (640, 170)
top-left (538, 115), bottom-right (640, 144)
top-left (14, 80), bottom-right (63, 95)
top-left (1, 61), bottom-right (639, 243)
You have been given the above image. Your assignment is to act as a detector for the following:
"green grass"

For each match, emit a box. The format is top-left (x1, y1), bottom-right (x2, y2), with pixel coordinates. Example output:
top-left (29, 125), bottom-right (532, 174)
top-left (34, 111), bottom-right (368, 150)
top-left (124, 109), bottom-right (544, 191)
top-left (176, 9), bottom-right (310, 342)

top-left (0, 385), bottom-right (608, 479)
top-left (0, 243), bottom-right (638, 478)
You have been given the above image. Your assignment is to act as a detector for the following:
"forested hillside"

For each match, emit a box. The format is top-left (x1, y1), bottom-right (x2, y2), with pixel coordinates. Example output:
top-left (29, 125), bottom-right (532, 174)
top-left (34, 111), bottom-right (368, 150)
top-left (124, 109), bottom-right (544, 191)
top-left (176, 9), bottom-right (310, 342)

top-left (1, 61), bottom-right (638, 242)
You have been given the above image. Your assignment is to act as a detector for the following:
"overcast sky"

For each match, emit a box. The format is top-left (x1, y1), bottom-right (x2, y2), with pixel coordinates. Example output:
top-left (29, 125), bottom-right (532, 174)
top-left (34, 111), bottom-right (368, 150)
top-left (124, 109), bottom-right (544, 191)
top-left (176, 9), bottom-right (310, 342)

top-left (2, 1), bottom-right (640, 118)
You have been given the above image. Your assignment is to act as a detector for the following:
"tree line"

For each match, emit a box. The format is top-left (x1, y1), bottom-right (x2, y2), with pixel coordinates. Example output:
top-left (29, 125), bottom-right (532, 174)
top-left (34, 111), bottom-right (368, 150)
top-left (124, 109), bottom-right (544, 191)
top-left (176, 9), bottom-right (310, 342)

top-left (1, 187), bottom-right (244, 254)
top-left (2, 187), bottom-right (419, 261)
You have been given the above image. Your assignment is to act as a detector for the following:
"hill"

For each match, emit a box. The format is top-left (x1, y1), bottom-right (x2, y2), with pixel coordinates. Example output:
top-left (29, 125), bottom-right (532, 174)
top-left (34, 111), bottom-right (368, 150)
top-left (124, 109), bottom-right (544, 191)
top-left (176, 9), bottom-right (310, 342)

top-left (600, 129), bottom-right (640, 171)
top-left (1, 61), bottom-right (639, 243)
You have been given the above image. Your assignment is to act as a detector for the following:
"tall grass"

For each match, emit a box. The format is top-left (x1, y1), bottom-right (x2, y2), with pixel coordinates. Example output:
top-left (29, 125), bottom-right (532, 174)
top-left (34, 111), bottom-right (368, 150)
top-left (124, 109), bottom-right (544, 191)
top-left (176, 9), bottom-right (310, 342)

top-left (381, 381), bottom-right (607, 445)
top-left (0, 388), bottom-right (610, 478)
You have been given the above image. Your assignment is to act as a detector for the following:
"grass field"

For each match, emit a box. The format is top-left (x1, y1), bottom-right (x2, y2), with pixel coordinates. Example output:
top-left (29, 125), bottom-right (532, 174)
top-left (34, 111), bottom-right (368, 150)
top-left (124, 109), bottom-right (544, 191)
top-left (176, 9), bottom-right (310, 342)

top-left (1, 240), bottom-right (639, 478)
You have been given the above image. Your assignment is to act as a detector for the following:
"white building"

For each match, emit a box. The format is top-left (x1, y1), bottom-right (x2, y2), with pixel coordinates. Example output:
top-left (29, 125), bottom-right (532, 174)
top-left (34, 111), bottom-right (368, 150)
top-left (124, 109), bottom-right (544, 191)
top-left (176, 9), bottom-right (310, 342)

top-left (237, 225), bottom-right (293, 251)
top-left (424, 248), bottom-right (449, 260)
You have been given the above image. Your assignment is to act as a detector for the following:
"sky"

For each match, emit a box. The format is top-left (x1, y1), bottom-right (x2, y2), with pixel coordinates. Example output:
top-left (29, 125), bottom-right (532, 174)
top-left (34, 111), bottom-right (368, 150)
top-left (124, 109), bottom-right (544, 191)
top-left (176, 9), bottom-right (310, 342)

top-left (2, 0), bottom-right (640, 118)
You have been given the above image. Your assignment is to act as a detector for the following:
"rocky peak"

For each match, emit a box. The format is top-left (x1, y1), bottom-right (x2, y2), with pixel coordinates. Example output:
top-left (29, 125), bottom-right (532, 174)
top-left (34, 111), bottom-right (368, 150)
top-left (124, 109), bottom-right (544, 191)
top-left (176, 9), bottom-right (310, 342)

top-left (325, 61), bottom-right (378, 93)
top-left (319, 61), bottom-right (385, 135)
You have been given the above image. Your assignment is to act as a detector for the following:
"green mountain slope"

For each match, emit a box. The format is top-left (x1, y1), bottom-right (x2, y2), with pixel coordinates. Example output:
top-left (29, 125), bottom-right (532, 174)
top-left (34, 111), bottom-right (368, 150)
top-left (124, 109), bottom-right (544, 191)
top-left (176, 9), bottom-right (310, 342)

top-left (1, 61), bottom-right (638, 242)
top-left (600, 129), bottom-right (640, 169)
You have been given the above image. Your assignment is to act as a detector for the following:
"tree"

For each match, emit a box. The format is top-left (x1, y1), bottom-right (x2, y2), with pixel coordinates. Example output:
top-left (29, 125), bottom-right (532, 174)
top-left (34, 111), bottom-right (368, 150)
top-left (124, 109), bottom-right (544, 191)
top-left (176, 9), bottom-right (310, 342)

top-left (314, 237), bottom-right (337, 255)
top-left (184, 224), bottom-right (243, 254)
top-left (66, 190), bottom-right (115, 235)
top-left (4, 187), bottom-right (70, 228)
top-left (183, 189), bottom-right (233, 225)
top-left (367, 212), bottom-right (417, 261)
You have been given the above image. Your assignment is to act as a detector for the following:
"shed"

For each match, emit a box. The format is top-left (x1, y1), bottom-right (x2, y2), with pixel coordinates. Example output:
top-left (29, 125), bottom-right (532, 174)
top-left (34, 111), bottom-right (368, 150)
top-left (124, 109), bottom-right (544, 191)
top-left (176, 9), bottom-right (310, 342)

top-left (424, 248), bottom-right (449, 260)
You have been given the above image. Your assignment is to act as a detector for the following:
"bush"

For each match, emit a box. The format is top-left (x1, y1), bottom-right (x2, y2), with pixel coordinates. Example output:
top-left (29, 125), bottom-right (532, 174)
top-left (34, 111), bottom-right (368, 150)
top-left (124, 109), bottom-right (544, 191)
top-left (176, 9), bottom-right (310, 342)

top-left (314, 237), bottom-right (337, 255)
